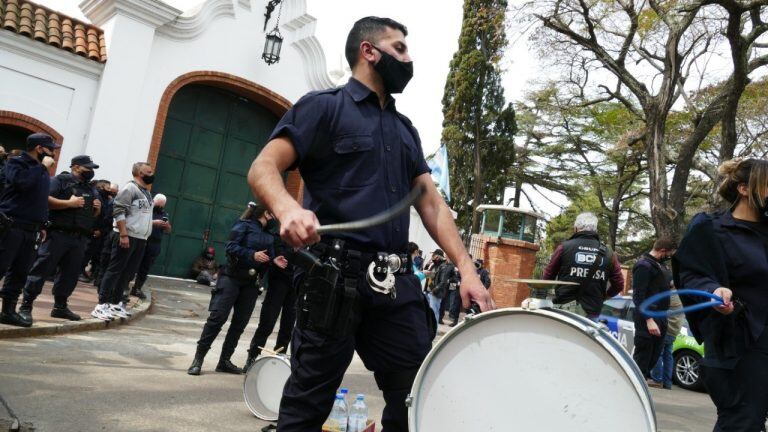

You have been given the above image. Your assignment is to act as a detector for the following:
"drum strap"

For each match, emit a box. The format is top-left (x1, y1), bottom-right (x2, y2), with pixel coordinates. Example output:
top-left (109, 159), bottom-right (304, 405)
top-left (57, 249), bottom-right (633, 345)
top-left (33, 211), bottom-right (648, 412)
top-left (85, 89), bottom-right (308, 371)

top-left (374, 368), bottom-right (419, 391)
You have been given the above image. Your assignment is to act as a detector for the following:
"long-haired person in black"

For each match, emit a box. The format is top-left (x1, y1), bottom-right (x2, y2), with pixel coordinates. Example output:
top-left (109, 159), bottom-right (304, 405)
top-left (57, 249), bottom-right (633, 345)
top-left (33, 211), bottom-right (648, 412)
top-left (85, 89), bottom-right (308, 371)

top-left (187, 202), bottom-right (287, 375)
top-left (674, 158), bottom-right (768, 431)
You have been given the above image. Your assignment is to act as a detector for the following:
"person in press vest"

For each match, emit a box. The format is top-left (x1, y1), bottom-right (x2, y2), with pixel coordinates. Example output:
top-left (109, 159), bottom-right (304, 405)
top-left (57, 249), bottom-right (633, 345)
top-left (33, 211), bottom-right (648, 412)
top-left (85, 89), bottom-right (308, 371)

top-left (543, 212), bottom-right (625, 321)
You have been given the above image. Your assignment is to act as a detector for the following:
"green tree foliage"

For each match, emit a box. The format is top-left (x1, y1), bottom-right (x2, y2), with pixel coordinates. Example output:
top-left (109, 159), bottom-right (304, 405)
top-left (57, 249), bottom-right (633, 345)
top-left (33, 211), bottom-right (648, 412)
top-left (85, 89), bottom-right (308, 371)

top-left (442, 0), bottom-right (517, 234)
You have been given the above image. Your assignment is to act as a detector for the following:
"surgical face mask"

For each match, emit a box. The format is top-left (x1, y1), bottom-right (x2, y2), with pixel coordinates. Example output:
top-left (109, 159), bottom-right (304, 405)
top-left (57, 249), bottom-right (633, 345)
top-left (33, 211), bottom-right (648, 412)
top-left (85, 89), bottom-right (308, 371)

top-left (371, 45), bottom-right (413, 94)
top-left (142, 174), bottom-right (155, 185)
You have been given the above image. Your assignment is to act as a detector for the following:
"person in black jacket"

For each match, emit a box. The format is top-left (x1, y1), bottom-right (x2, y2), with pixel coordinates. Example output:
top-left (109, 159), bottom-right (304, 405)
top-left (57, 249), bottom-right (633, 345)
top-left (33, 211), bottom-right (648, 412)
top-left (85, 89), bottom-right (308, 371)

top-left (187, 202), bottom-right (286, 376)
top-left (631, 238), bottom-right (677, 386)
top-left (244, 219), bottom-right (294, 370)
top-left (674, 158), bottom-right (768, 431)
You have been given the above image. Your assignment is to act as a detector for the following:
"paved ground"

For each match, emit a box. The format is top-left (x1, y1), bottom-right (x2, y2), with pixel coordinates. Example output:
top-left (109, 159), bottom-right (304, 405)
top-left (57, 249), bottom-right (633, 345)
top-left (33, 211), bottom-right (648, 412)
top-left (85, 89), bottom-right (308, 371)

top-left (0, 278), bottom-right (722, 431)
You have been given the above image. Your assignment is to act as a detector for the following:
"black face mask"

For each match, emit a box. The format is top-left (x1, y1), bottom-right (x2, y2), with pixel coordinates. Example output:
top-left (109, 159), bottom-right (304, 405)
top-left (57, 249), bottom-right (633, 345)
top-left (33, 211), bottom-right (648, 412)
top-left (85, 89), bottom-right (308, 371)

top-left (142, 174), bottom-right (155, 185)
top-left (0, 154), bottom-right (7, 162)
top-left (372, 45), bottom-right (413, 94)
top-left (204, 253), bottom-right (214, 260)
top-left (154, 206), bottom-right (164, 213)
top-left (80, 170), bottom-right (95, 182)
top-left (37, 148), bottom-right (52, 163)
top-left (265, 218), bottom-right (279, 234)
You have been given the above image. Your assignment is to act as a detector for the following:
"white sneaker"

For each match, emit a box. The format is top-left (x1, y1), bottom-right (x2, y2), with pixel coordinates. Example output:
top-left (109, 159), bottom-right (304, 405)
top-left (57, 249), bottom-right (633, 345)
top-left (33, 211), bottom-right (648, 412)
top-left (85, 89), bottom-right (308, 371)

top-left (118, 301), bottom-right (133, 317)
top-left (109, 303), bottom-right (128, 319)
top-left (91, 304), bottom-right (113, 321)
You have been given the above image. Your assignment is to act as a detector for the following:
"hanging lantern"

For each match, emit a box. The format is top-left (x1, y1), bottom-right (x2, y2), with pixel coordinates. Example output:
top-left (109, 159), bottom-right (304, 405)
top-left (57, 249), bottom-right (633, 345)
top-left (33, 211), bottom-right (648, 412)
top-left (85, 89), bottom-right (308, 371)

top-left (262, 27), bottom-right (283, 65)
top-left (262, 0), bottom-right (283, 65)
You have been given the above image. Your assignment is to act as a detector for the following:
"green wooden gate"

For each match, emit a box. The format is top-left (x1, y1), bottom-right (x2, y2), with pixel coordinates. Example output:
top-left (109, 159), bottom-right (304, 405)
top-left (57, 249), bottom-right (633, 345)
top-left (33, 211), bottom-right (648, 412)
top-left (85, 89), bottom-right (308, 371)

top-left (151, 85), bottom-right (278, 277)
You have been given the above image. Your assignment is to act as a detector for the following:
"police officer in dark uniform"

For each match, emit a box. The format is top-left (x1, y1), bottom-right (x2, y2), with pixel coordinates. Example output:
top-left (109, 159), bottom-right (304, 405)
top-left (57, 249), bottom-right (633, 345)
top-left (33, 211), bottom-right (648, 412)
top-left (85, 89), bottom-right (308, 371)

top-left (543, 212), bottom-right (625, 321)
top-left (129, 193), bottom-right (171, 299)
top-left (18, 155), bottom-right (101, 323)
top-left (0, 133), bottom-right (58, 327)
top-left (245, 221), bottom-right (295, 370)
top-left (187, 203), bottom-right (285, 375)
top-left (248, 17), bottom-right (494, 431)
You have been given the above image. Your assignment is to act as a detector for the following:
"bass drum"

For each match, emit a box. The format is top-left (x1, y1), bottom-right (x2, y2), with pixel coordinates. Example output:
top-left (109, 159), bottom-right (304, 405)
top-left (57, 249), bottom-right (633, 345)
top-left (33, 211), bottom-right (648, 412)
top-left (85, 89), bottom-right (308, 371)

top-left (243, 355), bottom-right (291, 421)
top-left (407, 308), bottom-right (656, 431)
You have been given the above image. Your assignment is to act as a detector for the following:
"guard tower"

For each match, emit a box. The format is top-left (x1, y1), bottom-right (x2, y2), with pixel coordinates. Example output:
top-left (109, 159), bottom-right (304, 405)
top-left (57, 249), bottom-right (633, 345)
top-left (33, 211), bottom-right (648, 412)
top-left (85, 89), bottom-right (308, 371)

top-left (469, 205), bottom-right (545, 308)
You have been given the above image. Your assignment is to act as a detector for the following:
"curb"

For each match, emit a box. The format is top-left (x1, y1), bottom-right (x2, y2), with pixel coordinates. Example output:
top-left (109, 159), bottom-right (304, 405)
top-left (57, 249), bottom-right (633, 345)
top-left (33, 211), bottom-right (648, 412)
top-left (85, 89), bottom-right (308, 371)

top-left (0, 289), bottom-right (153, 340)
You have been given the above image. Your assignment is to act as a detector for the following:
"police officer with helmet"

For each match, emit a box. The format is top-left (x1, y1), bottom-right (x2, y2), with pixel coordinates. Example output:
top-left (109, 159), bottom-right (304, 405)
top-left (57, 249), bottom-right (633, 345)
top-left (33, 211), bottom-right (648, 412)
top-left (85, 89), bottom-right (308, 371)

top-left (0, 133), bottom-right (57, 327)
top-left (18, 155), bottom-right (101, 323)
top-left (248, 16), bottom-right (494, 431)
top-left (187, 202), bottom-right (287, 376)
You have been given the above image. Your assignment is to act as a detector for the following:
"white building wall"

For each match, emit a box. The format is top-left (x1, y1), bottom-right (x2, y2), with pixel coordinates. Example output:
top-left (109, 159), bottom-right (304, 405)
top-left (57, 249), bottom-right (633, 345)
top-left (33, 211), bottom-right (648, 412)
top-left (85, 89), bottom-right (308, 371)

top-left (80, 0), bottom-right (333, 185)
top-left (0, 31), bottom-right (102, 170)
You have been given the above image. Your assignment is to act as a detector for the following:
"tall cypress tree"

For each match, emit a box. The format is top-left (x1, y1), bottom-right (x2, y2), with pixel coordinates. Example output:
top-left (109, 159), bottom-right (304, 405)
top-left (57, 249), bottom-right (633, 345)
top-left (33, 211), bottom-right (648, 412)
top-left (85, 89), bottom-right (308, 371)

top-left (441, 0), bottom-right (516, 234)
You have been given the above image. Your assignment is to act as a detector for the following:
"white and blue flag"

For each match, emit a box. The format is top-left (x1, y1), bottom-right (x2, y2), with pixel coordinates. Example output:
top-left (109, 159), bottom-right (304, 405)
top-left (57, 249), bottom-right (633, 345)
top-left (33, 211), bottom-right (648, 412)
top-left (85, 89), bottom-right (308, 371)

top-left (427, 144), bottom-right (451, 202)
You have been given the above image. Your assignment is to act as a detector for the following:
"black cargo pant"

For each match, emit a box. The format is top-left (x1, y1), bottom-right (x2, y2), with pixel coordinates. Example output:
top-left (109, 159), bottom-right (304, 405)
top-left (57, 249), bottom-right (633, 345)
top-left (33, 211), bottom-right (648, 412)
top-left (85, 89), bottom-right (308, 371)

top-left (93, 231), bottom-right (115, 287)
top-left (633, 319), bottom-right (668, 379)
top-left (706, 328), bottom-right (768, 432)
top-left (0, 226), bottom-right (38, 302)
top-left (196, 274), bottom-right (260, 360)
top-left (132, 239), bottom-right (161, 292)
top-left (23, 231), bottom-right (87, 306)
top-left (248, 269), bottom-right (296, 357)
top-left (98, 235), bottom-right (146, 304)
top-left (81, 232), bottom-right (105, 275)
top-left (277, 273), bottom-right (435, 432)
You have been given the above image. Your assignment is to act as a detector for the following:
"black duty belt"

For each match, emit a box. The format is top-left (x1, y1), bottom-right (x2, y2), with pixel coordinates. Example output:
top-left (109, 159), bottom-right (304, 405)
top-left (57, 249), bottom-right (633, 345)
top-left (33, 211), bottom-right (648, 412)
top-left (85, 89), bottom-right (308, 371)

top-left (11, 220), bottom-right (42, 232)
top-left (309, 241), bottom-right (413, 276)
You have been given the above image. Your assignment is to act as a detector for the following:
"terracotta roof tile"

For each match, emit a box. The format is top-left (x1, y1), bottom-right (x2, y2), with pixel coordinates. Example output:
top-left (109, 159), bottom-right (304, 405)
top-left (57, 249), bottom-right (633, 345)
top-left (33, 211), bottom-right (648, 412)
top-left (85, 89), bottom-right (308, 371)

top-left (1, 0), bottom-right (106, 63)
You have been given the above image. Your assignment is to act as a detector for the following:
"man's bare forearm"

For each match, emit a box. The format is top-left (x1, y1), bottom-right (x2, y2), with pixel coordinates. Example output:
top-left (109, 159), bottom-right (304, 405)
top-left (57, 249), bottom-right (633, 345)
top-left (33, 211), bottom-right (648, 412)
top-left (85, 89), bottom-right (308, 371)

top-left (116, 220), bottom-right (128, 237)
top-left (248, 154), bottom-right (300, 219)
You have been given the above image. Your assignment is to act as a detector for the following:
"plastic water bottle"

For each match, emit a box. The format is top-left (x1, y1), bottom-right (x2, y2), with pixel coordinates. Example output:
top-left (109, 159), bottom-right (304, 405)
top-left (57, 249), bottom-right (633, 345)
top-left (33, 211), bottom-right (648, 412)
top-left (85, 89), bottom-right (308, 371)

top-left (325, 393), bottom-right (348, 432)
top-left (348, 394), bottom-right (368, 432)
top-left (340, 387), bottom-right (350, 407)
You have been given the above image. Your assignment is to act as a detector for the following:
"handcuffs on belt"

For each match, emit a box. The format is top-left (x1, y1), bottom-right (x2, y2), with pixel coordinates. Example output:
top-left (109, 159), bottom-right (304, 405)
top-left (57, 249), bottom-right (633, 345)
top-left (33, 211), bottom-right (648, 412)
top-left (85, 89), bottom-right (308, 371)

top-left (366, 252), bottom-right (409, 298)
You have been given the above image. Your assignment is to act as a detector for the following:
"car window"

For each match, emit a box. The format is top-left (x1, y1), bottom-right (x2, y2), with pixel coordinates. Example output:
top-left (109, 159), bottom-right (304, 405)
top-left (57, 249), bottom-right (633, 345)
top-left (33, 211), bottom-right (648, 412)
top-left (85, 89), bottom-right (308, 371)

top-left (601, 299), bottom-right (626, 318)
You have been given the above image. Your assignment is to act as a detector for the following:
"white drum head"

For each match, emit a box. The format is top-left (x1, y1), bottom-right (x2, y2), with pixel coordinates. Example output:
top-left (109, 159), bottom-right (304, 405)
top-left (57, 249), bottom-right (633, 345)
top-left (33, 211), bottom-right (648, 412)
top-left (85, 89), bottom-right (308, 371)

top-left (243, 355), bottom-right (291, 421)
top-left (409, 308), bottom-right (656, 432)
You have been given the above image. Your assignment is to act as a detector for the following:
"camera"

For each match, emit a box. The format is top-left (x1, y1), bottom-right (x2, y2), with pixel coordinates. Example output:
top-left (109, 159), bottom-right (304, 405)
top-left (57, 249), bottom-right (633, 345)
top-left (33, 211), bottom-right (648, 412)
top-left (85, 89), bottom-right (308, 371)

top-left (162, 216), bottom-right (169, 222)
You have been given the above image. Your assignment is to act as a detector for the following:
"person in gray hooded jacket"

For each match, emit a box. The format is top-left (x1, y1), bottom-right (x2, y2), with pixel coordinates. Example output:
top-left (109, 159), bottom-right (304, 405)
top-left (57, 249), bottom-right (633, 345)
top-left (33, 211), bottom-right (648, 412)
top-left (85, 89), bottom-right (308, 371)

top-left (91, 162), bottom-right (154, 321)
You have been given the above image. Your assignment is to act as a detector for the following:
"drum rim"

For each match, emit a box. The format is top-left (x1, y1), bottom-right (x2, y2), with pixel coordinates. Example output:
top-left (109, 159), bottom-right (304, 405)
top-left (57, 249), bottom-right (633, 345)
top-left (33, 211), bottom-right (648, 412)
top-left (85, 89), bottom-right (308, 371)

top-left (243, 354), bottom-right (291, 421)
top-left (407, 307), bottom-right (657, 432)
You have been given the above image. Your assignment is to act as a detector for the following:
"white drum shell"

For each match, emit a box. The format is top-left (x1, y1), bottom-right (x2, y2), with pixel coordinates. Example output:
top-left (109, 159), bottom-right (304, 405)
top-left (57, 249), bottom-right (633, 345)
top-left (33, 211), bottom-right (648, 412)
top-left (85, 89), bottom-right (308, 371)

top-left (408, 308), bottom-right (656, 432)
top-left (243, 355), bottom-right (291, 421)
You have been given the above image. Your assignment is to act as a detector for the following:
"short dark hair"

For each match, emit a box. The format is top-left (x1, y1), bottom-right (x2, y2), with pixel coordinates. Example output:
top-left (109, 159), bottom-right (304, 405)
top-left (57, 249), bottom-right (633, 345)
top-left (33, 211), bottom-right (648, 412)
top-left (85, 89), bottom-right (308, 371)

top-left (653, 238), bottom-right (677, 251)
top-left (407, 241), bottom-right (419, 255)
top-left (345, 16), bottom-right (407, 69)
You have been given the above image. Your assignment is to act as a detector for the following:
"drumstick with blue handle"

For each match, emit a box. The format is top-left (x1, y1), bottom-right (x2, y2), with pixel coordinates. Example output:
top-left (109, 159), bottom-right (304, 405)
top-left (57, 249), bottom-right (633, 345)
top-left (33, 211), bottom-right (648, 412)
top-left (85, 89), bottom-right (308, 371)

top-left (639, 289), bottom-right (725, 318)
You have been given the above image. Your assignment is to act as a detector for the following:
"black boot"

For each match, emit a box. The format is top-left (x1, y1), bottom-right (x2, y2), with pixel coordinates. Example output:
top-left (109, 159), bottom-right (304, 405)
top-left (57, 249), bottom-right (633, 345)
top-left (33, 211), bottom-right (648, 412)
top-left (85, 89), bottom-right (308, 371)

top-left (51, 303), bottom-right (81, 321)
top-left (244, 355), bottom-right (256, 372)
top-left (216, 358), bottom-right (244, 374)
top-left (0, 298), bottom-right (32, 328)
top-left (17, 297), bottom-right (33, 323)
top-left (187, 347), bottom-right (208, 376)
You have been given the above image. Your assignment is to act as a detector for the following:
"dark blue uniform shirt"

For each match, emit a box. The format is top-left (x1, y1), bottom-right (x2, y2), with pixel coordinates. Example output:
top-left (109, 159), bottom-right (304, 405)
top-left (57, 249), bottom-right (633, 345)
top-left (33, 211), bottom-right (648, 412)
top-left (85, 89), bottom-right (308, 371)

top-left (269, 77), bottom-right (430, 253)
top-left (96, 193), bottom-right (114, 232)
top-left (226, 219), bottom-right (275, 271)
top-left (0, 152), bottom-right (50, 225)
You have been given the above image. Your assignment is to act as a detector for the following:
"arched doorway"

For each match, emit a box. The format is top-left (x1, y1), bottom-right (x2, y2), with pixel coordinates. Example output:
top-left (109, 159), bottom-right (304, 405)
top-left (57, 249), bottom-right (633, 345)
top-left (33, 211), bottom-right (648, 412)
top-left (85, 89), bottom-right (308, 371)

top-left (0, 110), bottom-right (63, 162)
top-left (151, 84), bottom-right (280, 277)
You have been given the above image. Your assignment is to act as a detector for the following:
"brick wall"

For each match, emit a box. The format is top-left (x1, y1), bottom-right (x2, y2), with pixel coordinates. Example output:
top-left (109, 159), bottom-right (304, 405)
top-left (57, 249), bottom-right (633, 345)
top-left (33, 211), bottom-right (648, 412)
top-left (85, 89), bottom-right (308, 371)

top-left (474, 234), bottom-right (540, 308)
